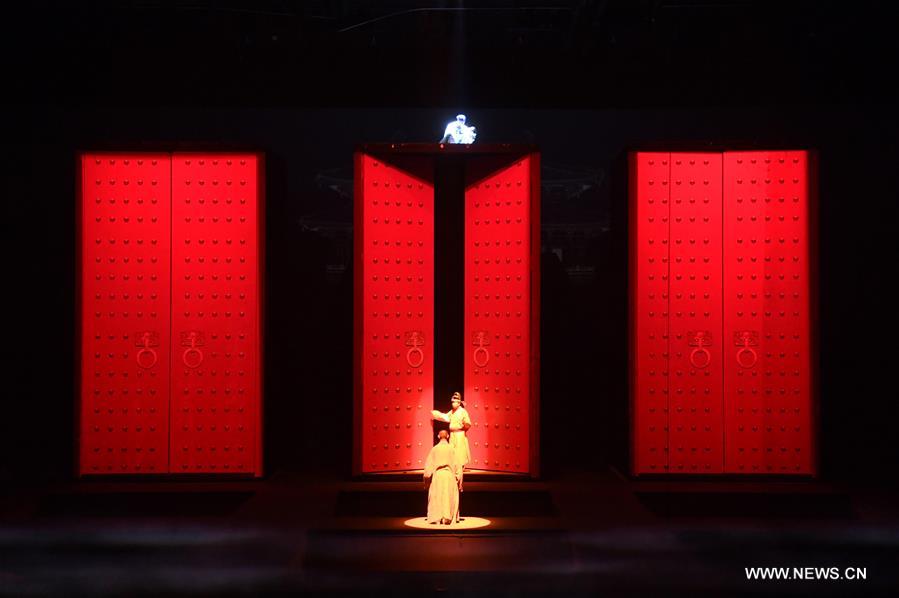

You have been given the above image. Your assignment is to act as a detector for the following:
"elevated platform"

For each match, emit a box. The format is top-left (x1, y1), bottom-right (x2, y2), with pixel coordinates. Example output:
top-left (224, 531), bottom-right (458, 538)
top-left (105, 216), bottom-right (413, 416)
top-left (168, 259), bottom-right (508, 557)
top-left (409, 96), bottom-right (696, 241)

top-left (356, 142), bottom-right (539, 155)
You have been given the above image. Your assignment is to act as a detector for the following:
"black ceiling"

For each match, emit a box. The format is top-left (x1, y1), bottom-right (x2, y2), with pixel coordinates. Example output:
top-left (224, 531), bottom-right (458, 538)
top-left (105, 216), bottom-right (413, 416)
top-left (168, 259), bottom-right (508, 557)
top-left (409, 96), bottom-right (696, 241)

top-left (9, 1), bottom-right (897, 108)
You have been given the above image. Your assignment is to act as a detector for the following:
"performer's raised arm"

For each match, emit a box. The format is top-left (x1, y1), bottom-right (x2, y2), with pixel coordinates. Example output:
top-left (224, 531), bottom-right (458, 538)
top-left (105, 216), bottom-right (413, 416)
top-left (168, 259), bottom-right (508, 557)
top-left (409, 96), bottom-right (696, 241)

top-left (431, 409), bottom-right (450, 423)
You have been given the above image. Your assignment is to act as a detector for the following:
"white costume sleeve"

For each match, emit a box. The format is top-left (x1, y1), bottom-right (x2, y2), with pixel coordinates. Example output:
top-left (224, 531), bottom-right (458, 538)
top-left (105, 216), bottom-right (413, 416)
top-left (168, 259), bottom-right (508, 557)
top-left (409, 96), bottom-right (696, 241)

top-left (423, 446), bottom-right (435, 479)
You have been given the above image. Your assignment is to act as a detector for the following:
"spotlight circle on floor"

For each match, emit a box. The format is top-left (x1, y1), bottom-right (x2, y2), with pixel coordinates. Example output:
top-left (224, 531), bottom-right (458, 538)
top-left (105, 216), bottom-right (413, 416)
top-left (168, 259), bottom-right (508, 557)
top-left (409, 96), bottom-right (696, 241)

top-left (403, 517), bottom-right (491, 530)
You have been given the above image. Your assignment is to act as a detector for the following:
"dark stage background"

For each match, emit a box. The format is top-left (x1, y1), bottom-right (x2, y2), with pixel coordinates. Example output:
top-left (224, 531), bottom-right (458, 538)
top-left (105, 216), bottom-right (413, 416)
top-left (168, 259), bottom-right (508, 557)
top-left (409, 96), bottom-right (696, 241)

top-left (3, 1), bottom-right (898, 486)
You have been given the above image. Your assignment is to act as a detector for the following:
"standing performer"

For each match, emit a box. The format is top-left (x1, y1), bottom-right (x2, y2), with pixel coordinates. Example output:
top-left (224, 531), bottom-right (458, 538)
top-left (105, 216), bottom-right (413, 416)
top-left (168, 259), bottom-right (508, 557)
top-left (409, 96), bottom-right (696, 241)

top-left (431, 392), bottom-right (471, 469)
top-left (431, 392), bottom-right (471, 522)
top-left (423, 430), bottom-right (461, 524)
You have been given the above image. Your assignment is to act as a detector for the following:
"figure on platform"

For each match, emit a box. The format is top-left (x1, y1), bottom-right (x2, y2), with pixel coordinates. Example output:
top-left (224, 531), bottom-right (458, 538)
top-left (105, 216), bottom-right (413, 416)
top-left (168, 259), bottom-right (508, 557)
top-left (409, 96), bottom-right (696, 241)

top-left (431, 392), bottom-right (471, 470)
top-left (423, 430), bottom-right (461, 525)
top-left (440, 114), bottom-right (477, 144)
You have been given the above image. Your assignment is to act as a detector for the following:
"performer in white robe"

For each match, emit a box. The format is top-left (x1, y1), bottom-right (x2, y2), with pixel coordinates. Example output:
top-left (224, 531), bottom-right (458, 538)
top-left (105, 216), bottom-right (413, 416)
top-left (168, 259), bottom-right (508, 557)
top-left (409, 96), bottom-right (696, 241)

top-left (423, 430), bottom-right (461, 524)
top-left (440, 114), bottom-right (477, 144)
top-left (431, 392), bottom-right (471, 469)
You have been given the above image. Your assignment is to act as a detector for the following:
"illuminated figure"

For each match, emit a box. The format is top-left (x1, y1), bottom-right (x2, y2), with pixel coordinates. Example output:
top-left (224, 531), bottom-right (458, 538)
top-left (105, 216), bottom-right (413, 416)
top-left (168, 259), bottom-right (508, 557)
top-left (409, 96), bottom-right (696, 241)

top-left (441, 114), bottom-right (477, 144)
top-left (423, 430), bottom-right (461, 524)
top-left (431, 392), bottom-right (471, 469)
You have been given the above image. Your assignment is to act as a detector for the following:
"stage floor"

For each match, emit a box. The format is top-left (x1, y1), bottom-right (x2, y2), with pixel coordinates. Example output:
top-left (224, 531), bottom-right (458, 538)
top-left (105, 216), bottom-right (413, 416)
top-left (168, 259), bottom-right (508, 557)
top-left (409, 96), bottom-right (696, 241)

top-left (2, 469), bottom-right (897, 596)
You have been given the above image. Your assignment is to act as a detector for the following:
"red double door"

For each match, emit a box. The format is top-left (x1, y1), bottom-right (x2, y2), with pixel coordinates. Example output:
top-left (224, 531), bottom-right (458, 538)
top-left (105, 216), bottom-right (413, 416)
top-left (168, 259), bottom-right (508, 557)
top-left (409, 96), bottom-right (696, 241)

top-left (79, 153), bottom-right (263, 475)
top-left (354, 151), bottom-right (540, 475)
top-left (630, 151), bottom-right (816, 475)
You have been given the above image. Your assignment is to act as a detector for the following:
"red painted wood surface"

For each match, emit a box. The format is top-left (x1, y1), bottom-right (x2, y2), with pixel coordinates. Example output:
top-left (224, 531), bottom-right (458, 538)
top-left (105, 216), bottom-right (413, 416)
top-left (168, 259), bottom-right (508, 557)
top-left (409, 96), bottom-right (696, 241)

top-left (170, 154), bottom-right (263, 475)
top-left (668, 154), bottom-right (724, 473)
top-left (464, 157), bottom-right (535, 473)
top-left (79, 152), bottom-right (263, 476)
top-left (630, 153), bottom-right (673, 474)
top-left (79, 154), bottom-right (172, 474)
top-left (356, 154), bottom-right (435, 473)
top-left (722, 151), bottom-right (814, 474)
top-left (631, 150), bottom-right (815, 475)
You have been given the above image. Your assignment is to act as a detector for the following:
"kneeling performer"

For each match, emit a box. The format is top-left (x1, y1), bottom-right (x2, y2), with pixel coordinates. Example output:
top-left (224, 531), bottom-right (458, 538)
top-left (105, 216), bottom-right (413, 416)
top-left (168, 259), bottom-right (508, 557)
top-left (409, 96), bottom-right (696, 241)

top-left (423, 430), bottom-right (461, 525)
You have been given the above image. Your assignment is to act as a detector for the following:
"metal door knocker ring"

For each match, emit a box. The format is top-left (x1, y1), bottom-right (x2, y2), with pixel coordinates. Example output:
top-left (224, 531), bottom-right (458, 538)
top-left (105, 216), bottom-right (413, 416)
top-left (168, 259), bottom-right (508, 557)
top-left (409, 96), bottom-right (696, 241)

top-left (406, 346), bottom-right (424, 368)
top-left (182, 347), bottom-right (204, 368)
top-left (135, 331), bottom-right (159, 369)
top-left (136, 348), bottom-right (158, 369)
top-left (473, 346), bottom-right (490, 367)
top-left (180, 330), bottom-right (205, 368)
top-left (687, 330), bottom-right (712, 369)
top-left (734, 330), bottom-right (759, 369)
top-left (689, 347), bottom-right (711, 369)
top-left (471, 330), bottom-right (491, 367)
top-left (736, 347), bottom-right (758, 368)
top-left (404, 330), bottom-right (425, 368)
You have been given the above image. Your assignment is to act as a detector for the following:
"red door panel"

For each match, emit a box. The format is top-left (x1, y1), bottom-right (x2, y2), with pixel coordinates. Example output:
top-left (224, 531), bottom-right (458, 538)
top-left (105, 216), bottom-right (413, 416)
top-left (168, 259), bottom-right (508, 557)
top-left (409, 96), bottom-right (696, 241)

top-left (668, 154), bottom-right (724, 473)
top-left (170, 154), bottom-right (263, 475)
top-left (630, 153), bottom-right (672, 473)
top-left (355, 154), bottom-right (435, 473)
top-left (464, 157), bottom-right (535, 473)
top-left (79, 154), bottom-right (172, 474)
top-left (631, 150), bottom-right (815, 476)
top-left (79, 151), bottom-right (263, 476)
top-left (723, 151), bottom-right (814, 474)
